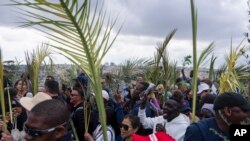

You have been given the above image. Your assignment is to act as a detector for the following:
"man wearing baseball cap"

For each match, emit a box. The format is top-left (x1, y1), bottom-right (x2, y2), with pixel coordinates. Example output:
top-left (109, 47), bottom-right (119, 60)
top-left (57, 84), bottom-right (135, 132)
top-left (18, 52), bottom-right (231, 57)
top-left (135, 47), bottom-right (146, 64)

top-left (184, 92), bottom-right (250, 141)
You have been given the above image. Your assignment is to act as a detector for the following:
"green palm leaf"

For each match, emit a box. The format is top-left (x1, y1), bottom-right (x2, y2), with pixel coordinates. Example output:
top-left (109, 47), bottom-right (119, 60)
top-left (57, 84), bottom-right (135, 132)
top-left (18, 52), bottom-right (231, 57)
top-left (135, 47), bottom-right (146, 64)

top-left (219, 39), bottom-right (249, 95)
top-left (11, 1), bottom-right (121, 140)
top-left (117, 58), bottom-right (148, 83)
top-left (0, 49), bottom-right (7, 132)
top-left (208, 55), bottom-right (217, 81)
top-left (190, 0), bottom-right (199, 122)
top-left (25, 42), bottom-right (53, 94)
top-left (197, 43), bottom-right (214, 68)
top-left (190, 0), bottom-right (214, 122)
top-left (147, 29), bottom-right (177, 86)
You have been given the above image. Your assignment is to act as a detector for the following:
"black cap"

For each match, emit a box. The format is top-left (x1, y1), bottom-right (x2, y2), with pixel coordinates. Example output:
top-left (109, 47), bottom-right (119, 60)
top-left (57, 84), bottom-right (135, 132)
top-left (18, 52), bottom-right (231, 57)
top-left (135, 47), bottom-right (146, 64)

top-left (213, 92), bottom-right (250, 111)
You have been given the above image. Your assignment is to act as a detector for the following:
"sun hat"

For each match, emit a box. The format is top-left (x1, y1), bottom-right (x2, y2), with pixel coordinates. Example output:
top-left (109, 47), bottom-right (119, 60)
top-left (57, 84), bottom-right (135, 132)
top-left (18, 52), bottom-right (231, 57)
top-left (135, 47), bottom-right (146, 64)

top-left (20, 92), bottom-right (52, 111)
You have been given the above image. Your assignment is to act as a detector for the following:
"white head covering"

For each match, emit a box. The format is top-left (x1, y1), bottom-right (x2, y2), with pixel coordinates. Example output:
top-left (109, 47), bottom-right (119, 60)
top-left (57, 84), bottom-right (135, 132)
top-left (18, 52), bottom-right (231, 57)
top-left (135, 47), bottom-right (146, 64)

top-left (197, 83), bottom-right (210, 94)
top-left (201, 103), bottom-right (215, 115)
top-left (102, 90), bottom-right (109, 100)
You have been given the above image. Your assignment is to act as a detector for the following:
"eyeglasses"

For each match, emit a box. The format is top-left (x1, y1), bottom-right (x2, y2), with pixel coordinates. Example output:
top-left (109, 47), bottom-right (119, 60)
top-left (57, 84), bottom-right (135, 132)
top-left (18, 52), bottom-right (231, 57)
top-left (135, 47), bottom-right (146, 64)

top-left (119, 123), bottom-right (130, 131)
top-left (24, 121), bottom-right (68, 138)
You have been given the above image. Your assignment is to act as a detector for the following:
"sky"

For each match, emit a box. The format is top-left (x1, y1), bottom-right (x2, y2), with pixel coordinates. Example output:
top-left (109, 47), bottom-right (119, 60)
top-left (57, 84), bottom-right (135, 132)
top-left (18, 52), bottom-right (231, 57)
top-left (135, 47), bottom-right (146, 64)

top-left (0, 0), bottom-right (249, 68)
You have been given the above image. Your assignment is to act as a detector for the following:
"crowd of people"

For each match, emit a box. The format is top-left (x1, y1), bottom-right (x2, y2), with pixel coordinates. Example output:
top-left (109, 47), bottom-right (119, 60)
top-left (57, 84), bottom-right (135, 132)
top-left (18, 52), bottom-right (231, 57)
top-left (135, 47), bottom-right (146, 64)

top-left (0, 70), bottom-right (249, 141)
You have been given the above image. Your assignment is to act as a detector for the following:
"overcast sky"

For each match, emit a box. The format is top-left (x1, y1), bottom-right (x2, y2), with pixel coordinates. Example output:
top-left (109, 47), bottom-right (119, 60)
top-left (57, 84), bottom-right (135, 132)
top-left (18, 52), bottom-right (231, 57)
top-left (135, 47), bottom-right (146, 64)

top-left (0, 0), bottom-right (249, 67)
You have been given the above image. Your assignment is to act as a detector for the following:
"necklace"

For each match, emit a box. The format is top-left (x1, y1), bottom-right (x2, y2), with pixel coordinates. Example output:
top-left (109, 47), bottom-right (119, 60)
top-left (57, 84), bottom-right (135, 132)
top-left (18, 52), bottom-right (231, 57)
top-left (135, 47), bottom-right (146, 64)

top-left (209, 128), bottom-right (229, 141)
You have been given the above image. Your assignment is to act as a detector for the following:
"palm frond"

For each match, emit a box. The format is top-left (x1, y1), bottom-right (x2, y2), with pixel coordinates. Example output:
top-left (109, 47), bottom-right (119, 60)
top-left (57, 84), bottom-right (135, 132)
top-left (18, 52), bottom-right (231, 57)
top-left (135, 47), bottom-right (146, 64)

top-left (25, 42), bottom-right (53, 94)
top-left (43, 57), bottom-right (55, 76)
top-left (0, 48), bottom-right (7, 132)
top-left (190, 0), bottom-right (198, 122)
top-left (197, 42), bottom-right (214, 68)
top-left (219, 40), bottom-right (249, 95)
top-left (208, 55), bottom-right (217, 81)
top-left (117, 58), bottom-right (148, 83)
top-left (182, 55), bottom-right (192, 67)
top-left (11, 1), bottom-right (121, 140)
top-left (147, 29), bottom-right (177, 85)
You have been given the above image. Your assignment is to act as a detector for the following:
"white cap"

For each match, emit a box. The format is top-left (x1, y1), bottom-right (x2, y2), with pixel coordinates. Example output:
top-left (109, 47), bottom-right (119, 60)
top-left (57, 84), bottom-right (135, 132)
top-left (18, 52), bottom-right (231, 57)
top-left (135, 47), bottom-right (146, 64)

top-left (20, 92), bottom-right (52, 111)
top-left (102, 90), bottom-right (109, 100)
top-left (201, 103), bottom-right (215, 115)
top-left (197, 83), bottom-right (210, 94)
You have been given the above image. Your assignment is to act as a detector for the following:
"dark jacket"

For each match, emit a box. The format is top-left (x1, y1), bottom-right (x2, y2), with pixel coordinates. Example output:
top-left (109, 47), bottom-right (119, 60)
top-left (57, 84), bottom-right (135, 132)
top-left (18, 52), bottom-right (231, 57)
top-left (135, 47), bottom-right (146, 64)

top-left (71, 102), bottom-right (85, 141)
top-left (184, 118), bottom-right (229, 141)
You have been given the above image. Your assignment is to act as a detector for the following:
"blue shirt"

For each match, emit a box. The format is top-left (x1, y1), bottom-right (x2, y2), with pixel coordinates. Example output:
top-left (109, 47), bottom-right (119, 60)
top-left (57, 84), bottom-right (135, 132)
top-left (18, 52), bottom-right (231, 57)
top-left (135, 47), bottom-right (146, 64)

top-left (184, 118), bottom-right (229, 141)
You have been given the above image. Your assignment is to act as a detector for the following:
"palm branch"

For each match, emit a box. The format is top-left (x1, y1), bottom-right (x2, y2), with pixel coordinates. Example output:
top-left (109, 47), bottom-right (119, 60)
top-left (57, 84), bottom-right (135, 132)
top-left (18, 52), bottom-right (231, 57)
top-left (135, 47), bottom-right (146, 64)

top-left (219, 40), bottom-right (249, 95)
top-left (190, 0), bottom-right (199, 122)
top-left (197, 43), bottom-right (214, 68)
top-left (190, 0), bottom-right (215, 122)
top-left (208, 55), bottom-right (217, 81)
top-left (0, 49), bottom-right (7, 132)
top-left (146, 29), bottom-right (177, 86)
top-left (43, 57), bottom-right (55, 76)
top-left (182, 55), bottom-right (192, 67)
top-left (160, 45), bottom-right (178, 88)
top-left (25, 42), bottom-right (53, 94)
top-left (118, 58), bottom-right (148, 83)
top-left (11, 1), bottom-right (121, 140)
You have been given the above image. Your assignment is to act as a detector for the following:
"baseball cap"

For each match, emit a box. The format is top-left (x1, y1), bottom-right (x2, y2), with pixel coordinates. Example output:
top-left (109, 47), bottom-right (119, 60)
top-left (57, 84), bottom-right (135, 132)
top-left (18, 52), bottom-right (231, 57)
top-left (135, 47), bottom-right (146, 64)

top-left (197, 83), bottom-right (210, 94)
top-left (213, 92), bottom-right (250, 111)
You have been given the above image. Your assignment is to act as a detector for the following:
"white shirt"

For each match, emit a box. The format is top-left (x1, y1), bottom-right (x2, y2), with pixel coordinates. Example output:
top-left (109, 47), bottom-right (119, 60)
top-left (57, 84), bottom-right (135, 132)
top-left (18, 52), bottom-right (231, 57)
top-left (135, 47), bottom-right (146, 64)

top-left (138, 109), bottom-right (190, 141)
top-left (92, 124), bottom-right (115, 141)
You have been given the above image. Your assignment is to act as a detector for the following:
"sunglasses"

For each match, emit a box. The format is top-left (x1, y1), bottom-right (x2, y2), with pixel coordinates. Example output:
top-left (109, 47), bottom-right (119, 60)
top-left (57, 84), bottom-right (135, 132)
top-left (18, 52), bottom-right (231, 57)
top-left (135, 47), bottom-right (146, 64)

top-left (119, 123), bottom-right (130, 131)
top-left (24, 121), bottom-right (68, 138)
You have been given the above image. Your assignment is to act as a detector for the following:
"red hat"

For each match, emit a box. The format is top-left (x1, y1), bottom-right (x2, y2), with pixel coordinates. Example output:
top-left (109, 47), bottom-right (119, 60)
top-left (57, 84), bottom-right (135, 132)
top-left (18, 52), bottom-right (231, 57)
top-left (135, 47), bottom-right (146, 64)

top-left (132, 132), bottom-right (175, 141)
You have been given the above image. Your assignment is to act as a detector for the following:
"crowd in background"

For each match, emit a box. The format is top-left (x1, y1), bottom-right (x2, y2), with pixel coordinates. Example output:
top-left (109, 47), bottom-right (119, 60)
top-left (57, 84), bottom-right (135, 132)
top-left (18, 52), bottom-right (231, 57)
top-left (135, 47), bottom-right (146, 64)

top-left (0, 69), bottom-right (249, 141)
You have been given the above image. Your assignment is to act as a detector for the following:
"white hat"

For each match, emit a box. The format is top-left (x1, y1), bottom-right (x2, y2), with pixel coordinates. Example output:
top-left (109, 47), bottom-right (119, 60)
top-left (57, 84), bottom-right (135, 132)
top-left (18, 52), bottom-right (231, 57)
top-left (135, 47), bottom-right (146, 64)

top-left (102, 90), bottom-right (109, 100)
top-left (20, 92), bottom-right (52, 111)
top-left (201, 103), bottom-right (215, 115)
top-left (197, 83), bottom-right (210, 94)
